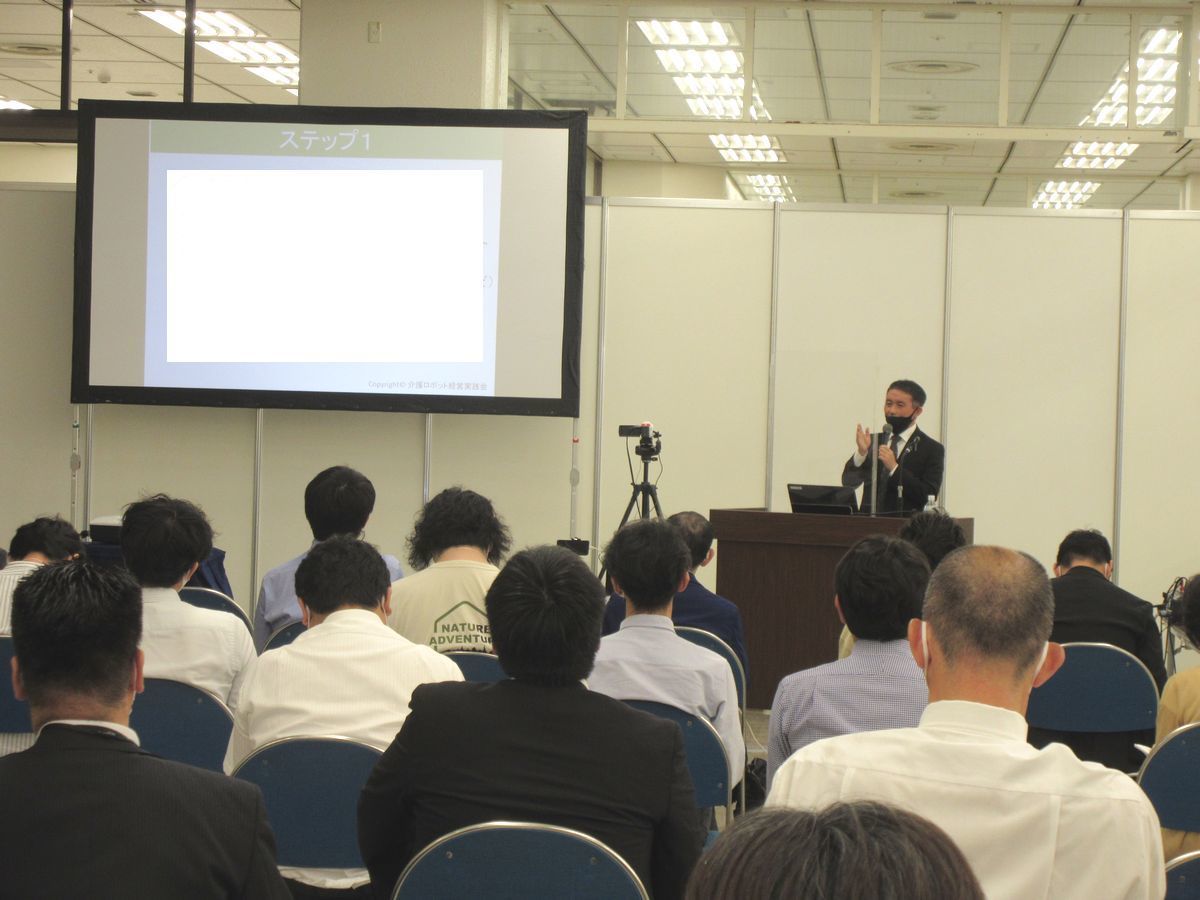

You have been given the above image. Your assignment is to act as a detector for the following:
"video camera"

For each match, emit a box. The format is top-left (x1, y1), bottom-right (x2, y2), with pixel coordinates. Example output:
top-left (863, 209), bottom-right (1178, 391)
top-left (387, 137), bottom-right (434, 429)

top-left (618, 423), bottom-right (662, 462)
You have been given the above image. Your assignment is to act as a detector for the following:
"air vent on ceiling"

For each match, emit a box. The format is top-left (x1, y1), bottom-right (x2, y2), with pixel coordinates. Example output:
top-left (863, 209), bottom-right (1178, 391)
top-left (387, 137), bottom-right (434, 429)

top-left (889, 142), bottom-right (959, 154)
top-left (127, 90), bottom-right (158, 98)
top-left (922, 10), bottom-right (959, 20)
top-left (890, 190), bottom-right (944, 199)
top-left (0, 43), bottom-right (60, 57)
top-left (887, 60), bottom-right (978, 76)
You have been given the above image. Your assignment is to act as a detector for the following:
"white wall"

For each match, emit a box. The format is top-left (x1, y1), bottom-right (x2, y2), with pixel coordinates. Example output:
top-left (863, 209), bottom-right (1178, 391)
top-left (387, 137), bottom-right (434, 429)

top-left (5, 189), bottom-right (1199, 632)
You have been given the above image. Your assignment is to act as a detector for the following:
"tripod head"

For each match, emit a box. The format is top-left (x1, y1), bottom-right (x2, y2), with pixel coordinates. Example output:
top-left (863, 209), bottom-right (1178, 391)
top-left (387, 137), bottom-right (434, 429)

top-left (619, 423), bottom-right (662, 462)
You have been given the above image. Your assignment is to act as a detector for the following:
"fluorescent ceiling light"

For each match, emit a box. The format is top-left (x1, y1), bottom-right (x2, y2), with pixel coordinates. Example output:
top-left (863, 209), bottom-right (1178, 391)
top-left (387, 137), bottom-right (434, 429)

top-left (0, 97), bottom-right (34, 110)
top-left (139, 9), bottom-right (258, 38)
top-left (710, 134), bottom-right (778, 151)
top-left (636, 20), bottom-right (733, 47)
top-left (1032, 179), bottom-right (1099, 209)
top-left (245, 65), bottom-right (299, 86)
top-left (674, 74), bottom-right (744, 97)
top-left (656, 48), bottom-right (743, 75)
top-left (200, 40), bottom-right (299, 65)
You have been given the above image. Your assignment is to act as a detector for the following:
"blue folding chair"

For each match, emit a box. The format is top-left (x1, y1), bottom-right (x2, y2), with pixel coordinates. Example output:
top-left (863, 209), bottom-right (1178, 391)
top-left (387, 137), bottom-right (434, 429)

top-left (0, 637), bottom-right (31, 733)
top-left (391, 820), bottom-right (649, 900)
top-left (180, 586), bottom-right (253, 634)
top-left (1167, 851), bottom-right (1200, 900)
top-left (446, 651), bottom-right (507, 683)
top-left (129, 678), bottom-right (233, 772)
top-left (675, 627), bottom-right (746, 712)
top-left (623, 698), bottom-right (732, 841)
top-left (233, 736), bottom-right (381, 869)
top-left (1026, 642), bottom-right (1159, 733)
top-left (1138, 722), bottom-right (1200, 834)
top-left (263, 620), bottom-right (306, 652)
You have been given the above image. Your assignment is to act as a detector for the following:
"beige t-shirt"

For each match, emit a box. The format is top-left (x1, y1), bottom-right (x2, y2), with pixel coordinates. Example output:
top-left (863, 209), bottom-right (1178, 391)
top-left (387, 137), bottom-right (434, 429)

top-left (387, 559), bottom-right (499, 653)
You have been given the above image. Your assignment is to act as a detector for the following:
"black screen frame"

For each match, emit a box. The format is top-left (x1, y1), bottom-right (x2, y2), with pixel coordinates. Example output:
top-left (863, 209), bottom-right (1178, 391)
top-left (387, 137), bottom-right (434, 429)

top-left (71, 99), bottom-right (587, 418)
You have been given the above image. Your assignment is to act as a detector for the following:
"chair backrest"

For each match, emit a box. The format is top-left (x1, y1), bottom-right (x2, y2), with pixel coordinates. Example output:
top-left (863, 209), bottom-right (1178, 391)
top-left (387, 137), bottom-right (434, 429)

top-left (1025, 642), bottom-right (1158, 732)
top-left (1138, 722), bottom-right (1200, 832)
top-left (1166, 850), bottom-right (1200, 900)
top-left (674, 627), bottom-right (745, 711)
top-left (392, 820), bottom-right (650, 900)
top-left (233, 736), bottom-right (381, 869)
top-left (129, 677), bottom-right (233, 772)
top-left (622, 699), bottom-right (731, 814)
top-left (445, 651), bottom-right (507, 683)
top-left (179, 586), bottom-right (253, 634)
top-left (0, 637), bottom-right (31, 733)
top-left (263, 620), bottom-right (306, 652)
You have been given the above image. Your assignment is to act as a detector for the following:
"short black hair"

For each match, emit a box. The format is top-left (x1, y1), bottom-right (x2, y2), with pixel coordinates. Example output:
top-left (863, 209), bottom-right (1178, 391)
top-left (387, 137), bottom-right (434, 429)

top-left (295, 536), bottom-right (390, 615)
top-left (407, 487), bottom-right (511, 570)
top-left (120, 495), bottom-right (213, 588)
top-left (602, 519), bottom-right (691, 612)
top-left (686, 804), bottom-right (983, 900)
top-left (9, 516), bottom-right (84, 562)
top-left (900, 511), bottom-right (967, 571)
top-left (668, 511), bottom-right (713, 570)
top-left (485, 546), bottom-right (604, 686)
top-left (835, 535), bottom-right (930, 641)
top-left (1055, 529), bottom-right (1112, 568)
top-left (304, 466), bottom-right (377, 541)
top-left (11, 561), bottom-right (142, 708)
top-left (1181, 576), bottom-right (1200, 649)
top-left (888, 379), bottom-right (927, 407)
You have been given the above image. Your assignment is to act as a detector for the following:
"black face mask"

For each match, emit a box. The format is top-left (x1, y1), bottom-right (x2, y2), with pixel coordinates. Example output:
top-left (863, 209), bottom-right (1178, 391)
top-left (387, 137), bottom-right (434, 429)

top-left (885, 415), bottom-right (913, 433)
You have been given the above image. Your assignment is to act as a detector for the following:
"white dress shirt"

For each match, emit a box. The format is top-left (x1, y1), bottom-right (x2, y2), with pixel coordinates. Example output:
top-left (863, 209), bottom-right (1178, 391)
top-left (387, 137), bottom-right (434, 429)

top-left (140, 587), bottom-right (255, 708)
top-left (387, 559), bottom-right (499, 653)
top-left (224, 607), bottom-right (463, 890)
top-left (588, 614), bottom-right (745, 786)
top-left (0, 560), bottom-right (42, 635)
top-left (767, 700), bottom-right (1165, 900)
top-left (851, 422), bottom-right (916, 470)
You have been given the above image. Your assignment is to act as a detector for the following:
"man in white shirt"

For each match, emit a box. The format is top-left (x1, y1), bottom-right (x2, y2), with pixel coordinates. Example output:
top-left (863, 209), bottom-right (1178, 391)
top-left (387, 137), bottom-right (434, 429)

top-left (226, 536), bottom-right (461, 897)
top-left (254, 466), bottom-right (404, 650)
top-left (588, 519), bottom-right (744, 787)
top-left (388, 487), bottom-right (510, 654)
top-left (0, 516), bottom-right (84, 634)
top-left (768, 545), bottom-right (1165, 900)
top-left (121, 495), bottom-right (255, 708)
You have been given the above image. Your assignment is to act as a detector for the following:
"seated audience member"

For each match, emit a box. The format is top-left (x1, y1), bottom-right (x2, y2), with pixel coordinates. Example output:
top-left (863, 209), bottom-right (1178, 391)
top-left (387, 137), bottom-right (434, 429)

top-left (387, 486), bottom-right (510, 654)
top-left (603, 511), bottom-right (748, 678)
top-left (1029, 528), bottom-right (1166, 771)
top-left (768, 545), bottom-right (1165, 900)
top-left (121, 494), bottom-right (255, 706)
top-left (358, 546), bottom-right (705, 900)
top-left (0, 561), bottom-right (289, 898)
top-left (226, 536), bottom-right (461, 898)
top-left (589, 519), bottom-right (745, 787)
top-left (838, 509), bottom-right (967, 659)
top-left (255, 466), bottom-right (404, 650)
top-left (686, 802), bottom-right (983, 900)
top-left (0, 516), bottom-right (84, 633)
top-left (769, 535), bottom-right (929, 785)
top-left (1155, 575), bottom-right (1200, 860)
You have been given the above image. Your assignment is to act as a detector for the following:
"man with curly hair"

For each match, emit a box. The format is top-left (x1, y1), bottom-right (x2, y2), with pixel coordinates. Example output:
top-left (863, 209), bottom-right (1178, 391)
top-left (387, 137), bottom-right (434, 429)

top-left (387, 486), bottom-right (511, 654)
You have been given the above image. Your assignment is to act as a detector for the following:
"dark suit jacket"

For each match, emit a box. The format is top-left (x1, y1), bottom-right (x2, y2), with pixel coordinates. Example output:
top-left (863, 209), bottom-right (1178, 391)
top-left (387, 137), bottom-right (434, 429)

top-left (1029, 567), bottom-right (1167, 771)
top-left (841, 426), bottom-right (945, 514)
top-left (358, 679), bottom-right (705, 900)
top-left (0, 724), bottom-right (289, 900)
top-left (602, 577), bottom-right (749, 680)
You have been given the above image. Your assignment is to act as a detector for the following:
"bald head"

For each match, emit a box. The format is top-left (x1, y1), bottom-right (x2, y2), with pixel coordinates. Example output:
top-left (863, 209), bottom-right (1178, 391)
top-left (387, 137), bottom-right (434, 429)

top-left (924, 546), bottom-right (1053, 674)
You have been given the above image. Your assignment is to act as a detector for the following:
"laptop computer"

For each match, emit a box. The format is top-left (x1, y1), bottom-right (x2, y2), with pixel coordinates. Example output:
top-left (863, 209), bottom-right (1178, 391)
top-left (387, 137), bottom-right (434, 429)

top-left (787, 484), bottom-right (859, 516)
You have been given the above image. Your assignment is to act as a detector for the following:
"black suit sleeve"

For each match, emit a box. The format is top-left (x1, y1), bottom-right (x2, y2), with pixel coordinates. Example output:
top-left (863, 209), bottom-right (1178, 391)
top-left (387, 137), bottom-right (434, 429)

top-left (841, 453), bottom-right (870, 489)
top-left (358, 706), bottom-right (422, 899)
top-left (1134, 606), bottom-right (1168, 689)
top-left (895, 438), bottom-right (944, 502)
top-left (650, 726), bottom-right (706, 900)
top-left (238, 787), bottom-right (292, 900)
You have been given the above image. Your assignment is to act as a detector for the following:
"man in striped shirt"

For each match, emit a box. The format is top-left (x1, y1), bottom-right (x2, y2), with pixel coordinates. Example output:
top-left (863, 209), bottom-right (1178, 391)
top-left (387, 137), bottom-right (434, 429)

top-left (767, 535), bottom-right (930, 785)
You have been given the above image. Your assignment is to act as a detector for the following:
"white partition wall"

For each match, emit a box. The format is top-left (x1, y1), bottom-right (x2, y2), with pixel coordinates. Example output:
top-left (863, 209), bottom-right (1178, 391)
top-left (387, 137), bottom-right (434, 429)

top-left (1119, 213), bottom-right (1200, 601)
top-left (771, 208), bottom-right (947, 513)
top-left (9, 185), bottom-right (1200, 623)
top-left (946, 211), bottom-right (1123, 566)
top-left (0, 188), bottom-right (76, 532)
top-left (597, 202), bottom-right (773, 574)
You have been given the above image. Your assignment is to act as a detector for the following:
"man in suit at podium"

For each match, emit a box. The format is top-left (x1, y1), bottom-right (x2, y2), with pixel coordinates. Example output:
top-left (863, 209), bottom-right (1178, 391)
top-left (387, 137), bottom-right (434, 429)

top-left (842, 379), bottom-right (945, 515)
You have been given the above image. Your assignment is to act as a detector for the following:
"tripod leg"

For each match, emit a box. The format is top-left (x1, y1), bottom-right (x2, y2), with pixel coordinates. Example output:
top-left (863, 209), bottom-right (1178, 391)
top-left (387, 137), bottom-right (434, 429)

top-left (648, 485), bottom-right (665, 519)
top-left (616, 487), bottom-right (642, 531)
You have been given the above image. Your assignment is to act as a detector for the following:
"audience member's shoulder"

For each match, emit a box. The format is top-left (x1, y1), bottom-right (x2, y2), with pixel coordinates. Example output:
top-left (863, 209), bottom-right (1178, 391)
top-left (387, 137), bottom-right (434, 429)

top-left (1032, 740), bottom-right (1157, 801)
top-left (585, 687), bottom-right (686, 740)
top-left (411, 678), bottom-right (483, 706)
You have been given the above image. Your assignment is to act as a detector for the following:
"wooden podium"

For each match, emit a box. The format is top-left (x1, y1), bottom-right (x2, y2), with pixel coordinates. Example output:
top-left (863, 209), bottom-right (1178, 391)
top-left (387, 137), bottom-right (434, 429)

top-left (711, 509), bottom-right (974, 709)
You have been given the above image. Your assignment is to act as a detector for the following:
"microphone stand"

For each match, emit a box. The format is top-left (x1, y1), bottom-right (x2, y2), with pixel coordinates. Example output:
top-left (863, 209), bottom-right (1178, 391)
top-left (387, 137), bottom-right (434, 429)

top-left (869, 431), bottom-right (880, 517)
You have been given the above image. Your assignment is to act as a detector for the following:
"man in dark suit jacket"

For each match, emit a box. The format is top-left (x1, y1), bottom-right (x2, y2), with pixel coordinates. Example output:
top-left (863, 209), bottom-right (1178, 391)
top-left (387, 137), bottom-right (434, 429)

top-left (842, 379), bottom-right (945, 514)
top-left (1029, 529), bottom-right (1167, 771)
top-left (0, 561), bottom-right (289, 900)
top-left (602, 510), bottom-right (748, 678)
top-left (358, 545), bottom-right (705, 900)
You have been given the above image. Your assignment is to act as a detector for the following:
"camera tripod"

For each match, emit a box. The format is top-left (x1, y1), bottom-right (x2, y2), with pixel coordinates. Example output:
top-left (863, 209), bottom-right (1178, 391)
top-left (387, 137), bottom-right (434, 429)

top-left (598, 431), bottom-right (664, 583)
